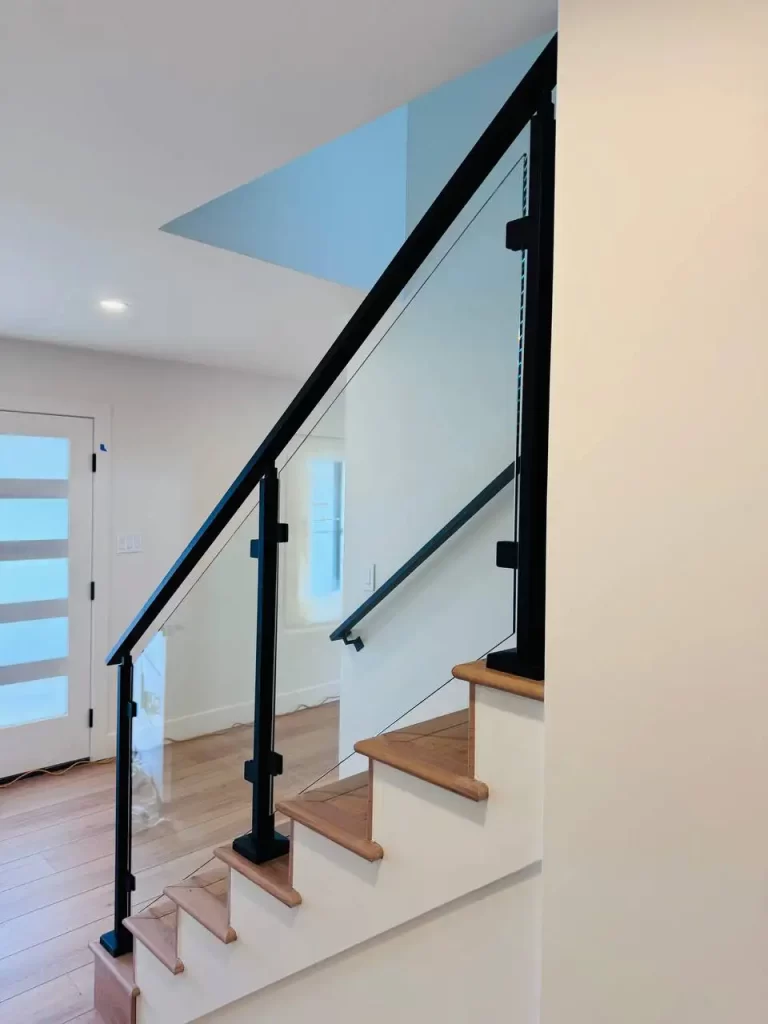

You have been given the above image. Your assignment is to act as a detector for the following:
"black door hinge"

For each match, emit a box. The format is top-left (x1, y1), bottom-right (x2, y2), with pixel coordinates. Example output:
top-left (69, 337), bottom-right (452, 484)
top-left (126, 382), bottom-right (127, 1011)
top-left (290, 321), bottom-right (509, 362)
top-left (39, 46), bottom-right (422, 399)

top-left (90, 581), bottom-right (95, 601)
top-left (88, 708), bottom-right (94, 728)
top-left (92, 453), bottom-right (97, 472)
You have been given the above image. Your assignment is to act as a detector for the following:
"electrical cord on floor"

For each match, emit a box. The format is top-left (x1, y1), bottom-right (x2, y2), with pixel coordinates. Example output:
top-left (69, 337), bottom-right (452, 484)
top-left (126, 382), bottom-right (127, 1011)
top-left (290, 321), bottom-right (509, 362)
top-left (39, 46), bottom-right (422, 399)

top-left (0, 755), bottom-right (115, 788)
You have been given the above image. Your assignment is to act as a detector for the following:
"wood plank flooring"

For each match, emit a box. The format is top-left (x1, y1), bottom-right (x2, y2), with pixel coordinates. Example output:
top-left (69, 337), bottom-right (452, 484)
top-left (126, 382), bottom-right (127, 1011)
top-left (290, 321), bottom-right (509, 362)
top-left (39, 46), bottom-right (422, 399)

top-left (0, 702), bottom-right (338, 1022)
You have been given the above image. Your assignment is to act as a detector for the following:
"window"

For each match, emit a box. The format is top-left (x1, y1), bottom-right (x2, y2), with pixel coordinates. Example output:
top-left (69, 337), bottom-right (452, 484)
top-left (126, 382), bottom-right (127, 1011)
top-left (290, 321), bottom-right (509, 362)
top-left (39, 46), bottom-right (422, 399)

top-left (281, 439), bottom-right (345, 628)
top-left (308, 458), bottom-right (344, 601)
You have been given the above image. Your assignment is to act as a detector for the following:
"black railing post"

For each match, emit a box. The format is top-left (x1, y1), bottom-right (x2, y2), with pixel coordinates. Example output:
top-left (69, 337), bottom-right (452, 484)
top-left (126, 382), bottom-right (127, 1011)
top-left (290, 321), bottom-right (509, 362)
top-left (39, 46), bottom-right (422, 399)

top-left (233, 465), bottom-right (290, 865)
top-left (100, 653), bottom-right (135, 957)
top-left (488, 91), bottom-right (556, 682)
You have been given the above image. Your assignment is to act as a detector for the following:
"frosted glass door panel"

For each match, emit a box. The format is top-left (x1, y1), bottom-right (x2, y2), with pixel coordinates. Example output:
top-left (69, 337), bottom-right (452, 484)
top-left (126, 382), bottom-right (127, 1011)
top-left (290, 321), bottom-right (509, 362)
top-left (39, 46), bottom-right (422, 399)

top-left (0, 411), bottom-right (93, 777)
top-left (0, 559), bottom-right (68, 603)
top-left (0, 435), bottom-right (69, 478)
top-left (0, 677), bottom-right (68, 728)
top-left (0, 499), bottom-right (69, 541)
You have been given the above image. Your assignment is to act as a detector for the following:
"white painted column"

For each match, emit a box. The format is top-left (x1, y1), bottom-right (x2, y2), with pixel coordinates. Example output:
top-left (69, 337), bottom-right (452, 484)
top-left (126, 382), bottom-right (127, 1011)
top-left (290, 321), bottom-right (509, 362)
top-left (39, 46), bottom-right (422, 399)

top-left (542, 1), bottom-right (768, 1021)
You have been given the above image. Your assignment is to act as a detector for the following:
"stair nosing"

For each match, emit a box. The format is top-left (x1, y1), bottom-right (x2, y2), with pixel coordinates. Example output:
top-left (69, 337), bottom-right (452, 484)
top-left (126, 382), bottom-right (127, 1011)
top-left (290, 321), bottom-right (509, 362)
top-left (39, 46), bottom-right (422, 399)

top-left (125, 913), bottom-right (184, 975)
top-left (163, 883), bottom-right (237, 944)
top-left (214, 846), bottom-right (302, 908)
top-left (452, 660), bottom-right (545, 701)
top-left (276, 796), bottom-right (384, 862)
top-left (355, 735), bottom-right (489, 802)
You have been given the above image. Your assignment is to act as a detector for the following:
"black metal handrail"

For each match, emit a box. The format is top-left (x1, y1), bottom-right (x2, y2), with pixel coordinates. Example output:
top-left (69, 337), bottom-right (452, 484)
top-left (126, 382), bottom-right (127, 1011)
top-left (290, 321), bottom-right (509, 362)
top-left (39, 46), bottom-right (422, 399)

top-left (106, 34), bottom-right (557, 667)
top-left (101, 38), bottom-right (557, 959)
top-left (330, 459), bottom-right (519, 651)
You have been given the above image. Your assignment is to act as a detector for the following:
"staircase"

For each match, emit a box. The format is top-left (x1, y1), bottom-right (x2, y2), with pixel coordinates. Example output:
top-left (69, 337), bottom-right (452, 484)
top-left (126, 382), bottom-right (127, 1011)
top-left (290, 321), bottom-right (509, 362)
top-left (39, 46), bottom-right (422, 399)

top-left (93, 36), bottom-right (557, 1024)
top-left (92, 661), bottom-right (544, 1023)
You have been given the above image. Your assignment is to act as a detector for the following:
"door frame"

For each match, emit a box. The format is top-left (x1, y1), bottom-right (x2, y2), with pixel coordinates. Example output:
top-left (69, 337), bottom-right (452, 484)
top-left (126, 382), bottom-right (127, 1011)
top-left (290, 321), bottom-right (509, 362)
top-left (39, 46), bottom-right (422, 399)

top-left (0, 392), bottom-right (113, 762)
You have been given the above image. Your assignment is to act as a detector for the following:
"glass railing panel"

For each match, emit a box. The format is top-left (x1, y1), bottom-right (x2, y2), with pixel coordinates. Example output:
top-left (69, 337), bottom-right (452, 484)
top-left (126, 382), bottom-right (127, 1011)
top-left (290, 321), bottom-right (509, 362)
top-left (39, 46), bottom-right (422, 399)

top-left (128, 497), bottom-right (343, 903)
top-left (274, 142), bottom-right (527, 772)
top-left (130, 501), bottom-right (259, 892)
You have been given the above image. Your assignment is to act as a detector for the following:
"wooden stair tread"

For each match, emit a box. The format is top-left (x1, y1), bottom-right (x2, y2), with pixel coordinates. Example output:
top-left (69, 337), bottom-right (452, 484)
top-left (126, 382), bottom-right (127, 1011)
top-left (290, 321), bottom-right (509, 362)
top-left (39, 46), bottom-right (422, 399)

top-left (164, 881), bottom-right (236, 944)
top-left (276, 772), bottom-right (383, 862)
top-left (355, 710), bottom-right (488, 802)
top-left (125, 906), bottom-right (183, 974)
top-left (215, 846), bottom-right (302, 908)
top-left (89, 941), bottom-right (139, 998)
top-left (453, 660), bottom-right (544, 701)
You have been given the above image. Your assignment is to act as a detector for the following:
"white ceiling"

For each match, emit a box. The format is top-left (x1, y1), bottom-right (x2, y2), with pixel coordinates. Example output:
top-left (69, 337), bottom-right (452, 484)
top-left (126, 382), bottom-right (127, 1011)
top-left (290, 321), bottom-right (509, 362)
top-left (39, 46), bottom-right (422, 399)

top-left (0, 0), bottom-right (554, 376)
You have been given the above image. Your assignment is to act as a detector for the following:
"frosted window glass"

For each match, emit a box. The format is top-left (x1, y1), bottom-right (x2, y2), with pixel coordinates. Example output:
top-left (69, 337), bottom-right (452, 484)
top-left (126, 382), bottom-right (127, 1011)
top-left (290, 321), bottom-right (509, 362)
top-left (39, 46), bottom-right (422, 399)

top-left (0, 436), bottom-right (69, 480)
top-left (0, 499), bottom-right (69, 541)
top-left (0, 559), bottom-right (68, 603)
top-left (308, 459), bottom-right (343, 598)
top-left (0, 616), bottom-right (69, 666)
top-left (0, 677), bottom-right (68, 727)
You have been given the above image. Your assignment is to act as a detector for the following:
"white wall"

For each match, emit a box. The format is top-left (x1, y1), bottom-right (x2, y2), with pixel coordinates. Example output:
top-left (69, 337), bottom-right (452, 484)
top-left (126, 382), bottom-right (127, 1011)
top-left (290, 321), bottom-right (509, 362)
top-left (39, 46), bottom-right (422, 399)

top-left (541, 2), bottom-right (768, 1022)
top-left (336, 52), bottom-right (541, 761)
top-left (0, 336), bottom-right (341, 756)
top-left (198, 866), bottom-right (541, 1024)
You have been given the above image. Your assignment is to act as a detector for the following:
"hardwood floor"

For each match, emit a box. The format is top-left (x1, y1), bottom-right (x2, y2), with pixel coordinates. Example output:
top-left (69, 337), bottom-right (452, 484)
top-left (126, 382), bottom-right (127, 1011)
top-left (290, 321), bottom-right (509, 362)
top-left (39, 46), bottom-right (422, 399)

top-left (0, 702), bottom-right (339, 1023)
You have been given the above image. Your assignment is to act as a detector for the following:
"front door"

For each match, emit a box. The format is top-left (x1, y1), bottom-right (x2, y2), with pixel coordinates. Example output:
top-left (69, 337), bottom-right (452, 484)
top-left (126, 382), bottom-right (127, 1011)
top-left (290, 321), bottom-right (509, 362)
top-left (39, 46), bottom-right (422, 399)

top-left (0, 410), bottom-right (94, 778)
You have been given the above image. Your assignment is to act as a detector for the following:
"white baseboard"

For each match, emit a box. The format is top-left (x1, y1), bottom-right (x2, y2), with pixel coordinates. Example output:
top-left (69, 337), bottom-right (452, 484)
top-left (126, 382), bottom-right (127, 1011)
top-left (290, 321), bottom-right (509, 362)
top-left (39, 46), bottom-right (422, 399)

top-left (164, 701), bottom-right (254, 742)
top-left (162, 682), bottom-right (339, 743)
top-left (276, 679), bottom-right (339, 716)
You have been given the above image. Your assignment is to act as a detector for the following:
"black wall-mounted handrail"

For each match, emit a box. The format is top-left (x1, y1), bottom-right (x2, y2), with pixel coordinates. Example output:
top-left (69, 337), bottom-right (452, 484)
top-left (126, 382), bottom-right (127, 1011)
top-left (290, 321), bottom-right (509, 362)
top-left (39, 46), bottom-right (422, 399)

top-left (330, 459), bottom-right (519, 650)
top-left (107, 35), bottom-right (557, 667)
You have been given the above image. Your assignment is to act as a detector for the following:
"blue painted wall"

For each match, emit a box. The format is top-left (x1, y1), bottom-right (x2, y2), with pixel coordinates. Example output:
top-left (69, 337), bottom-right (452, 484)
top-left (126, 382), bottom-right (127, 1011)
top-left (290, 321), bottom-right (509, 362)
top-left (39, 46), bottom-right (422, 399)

top-left (406, 34), bottom-right (553, 231)
top-left (163, 107), bottom-right (408, 292)
top-left (163, 34), bottom-right (552, 292)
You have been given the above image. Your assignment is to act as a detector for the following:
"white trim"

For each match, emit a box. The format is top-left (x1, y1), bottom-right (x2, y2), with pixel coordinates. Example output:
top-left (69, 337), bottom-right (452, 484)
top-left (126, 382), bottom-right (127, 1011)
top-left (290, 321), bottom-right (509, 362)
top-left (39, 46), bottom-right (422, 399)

top-left (155, 682), bottom-right (340, 744)
top-left (0, 391), bottom-right (113, 762)
top-left (163, 700), bottom-right (255, 743)
top-left (275, 679), bottom-right (340, 716)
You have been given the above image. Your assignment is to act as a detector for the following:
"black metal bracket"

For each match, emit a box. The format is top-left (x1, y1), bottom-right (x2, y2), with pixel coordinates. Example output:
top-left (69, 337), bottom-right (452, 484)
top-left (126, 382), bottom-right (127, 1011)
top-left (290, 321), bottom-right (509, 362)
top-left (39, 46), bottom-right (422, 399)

top-left (341, 632), bottom-right (365, 652)
top-left (496, 541), bottom-right (518, 569)
top-left (506, 215), bottom-right (533, 251)
top-left (250, 525), bottom-right (288, 559)
top-left (233, 829), bottom-right (290, 866)
top-left (126, 872), bottom-right (136, 892)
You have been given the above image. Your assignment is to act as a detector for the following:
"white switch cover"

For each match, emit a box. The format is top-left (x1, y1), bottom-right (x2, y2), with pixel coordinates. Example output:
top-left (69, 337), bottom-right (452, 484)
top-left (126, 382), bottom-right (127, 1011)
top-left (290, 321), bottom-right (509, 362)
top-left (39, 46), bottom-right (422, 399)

top-left (117, 533), bottom-right (143, 554)
top-left (362, 564), bottom-right (376, 594)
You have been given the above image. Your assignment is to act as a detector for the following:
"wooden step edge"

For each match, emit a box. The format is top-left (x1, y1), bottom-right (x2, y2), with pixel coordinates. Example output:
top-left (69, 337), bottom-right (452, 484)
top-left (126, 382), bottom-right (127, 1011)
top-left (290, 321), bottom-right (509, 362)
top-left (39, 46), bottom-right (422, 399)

top-left (355, 737), bottom-right (489, 802)
top-left (125, 913), bottom-right (184, 975)
top-left (276, 797), bottom-right (384, 863)
top-left (452, 661), bottom-right (545, 702)
top-left (89, 940), bottom-right (139, 998)
top-left (214, 846), bottom-right (302, 909)
top-left (163, 884), bottom-right (236, 944)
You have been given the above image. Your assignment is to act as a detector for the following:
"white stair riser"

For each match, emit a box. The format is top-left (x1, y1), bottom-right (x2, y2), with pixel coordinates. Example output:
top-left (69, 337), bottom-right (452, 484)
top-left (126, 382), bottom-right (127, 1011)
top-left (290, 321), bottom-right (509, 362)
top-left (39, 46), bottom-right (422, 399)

top-left (135, 687), bottom-right (545, 1023)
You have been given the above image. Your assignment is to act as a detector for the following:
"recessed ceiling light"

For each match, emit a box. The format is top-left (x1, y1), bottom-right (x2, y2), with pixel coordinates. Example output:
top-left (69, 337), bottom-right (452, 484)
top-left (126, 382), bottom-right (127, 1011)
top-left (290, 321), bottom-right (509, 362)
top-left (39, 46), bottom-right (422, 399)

top-left (99, 299), bottom-right (128, 313)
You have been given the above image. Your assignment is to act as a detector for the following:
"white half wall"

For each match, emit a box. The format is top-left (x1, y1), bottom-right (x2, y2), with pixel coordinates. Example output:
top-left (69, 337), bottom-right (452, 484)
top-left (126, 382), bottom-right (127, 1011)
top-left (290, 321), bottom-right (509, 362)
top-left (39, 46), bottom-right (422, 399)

top-left (197, 865), bottom-right (541, 1024)
top-left (542, 2), bottom-right (768, 1022)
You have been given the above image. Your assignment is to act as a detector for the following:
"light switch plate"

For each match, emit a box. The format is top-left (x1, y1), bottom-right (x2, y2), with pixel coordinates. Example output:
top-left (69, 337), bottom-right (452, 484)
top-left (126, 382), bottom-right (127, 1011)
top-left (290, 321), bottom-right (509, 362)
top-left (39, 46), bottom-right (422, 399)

top-left (117, 533), bottom-right (143, 554)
